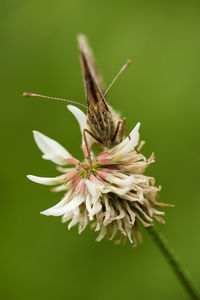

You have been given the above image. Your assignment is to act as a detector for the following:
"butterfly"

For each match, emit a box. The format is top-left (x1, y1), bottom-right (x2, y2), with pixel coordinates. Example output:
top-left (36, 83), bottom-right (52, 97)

top-left (23, 34), bottom-right (131, 167)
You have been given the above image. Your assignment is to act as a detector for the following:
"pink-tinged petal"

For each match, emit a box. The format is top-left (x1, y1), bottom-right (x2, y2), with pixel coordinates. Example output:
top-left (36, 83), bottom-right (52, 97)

top-left (82, 144), bottom-right (88, 158)
top-left (97, 171), bottom-right (107, 180)
top-left (82, 139), bottom-right (95, 159)
top-left (96, 175), bottom-right (105, 183)
top-left (71, 174), bottom-right (82, 190)
top-left (88, 174), bottom-right (96, 182)
top-left (66, 170), bottom-right (78, 180)
top-left (96, 151), bottom-right (109, 158)
top-left (98, 158), bottom-right (110, 164)
top-left (66, 157), bottom-right (80, 165)
top-left (75, 179), bottom-right (86, 193)
top-left (27, 174), bottom-right (66, 186)
top-left (97, 152), bottom-right (113, 163)
top-left (89, 173), bottom-right (106, 185)
top-left (33, 131), bottom-right (72, 165)
top-left (102, 168), bottom-right (113, 173)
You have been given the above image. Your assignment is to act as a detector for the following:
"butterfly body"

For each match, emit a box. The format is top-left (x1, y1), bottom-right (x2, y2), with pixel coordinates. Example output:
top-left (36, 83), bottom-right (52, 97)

top-left (87, 104), bottom-right (119, 147)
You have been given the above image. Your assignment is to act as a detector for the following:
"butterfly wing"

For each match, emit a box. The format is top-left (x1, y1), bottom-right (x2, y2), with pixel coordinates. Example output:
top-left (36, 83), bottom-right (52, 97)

top-left (77, 34), bottom-right (116, 147)
top-left (77, 34), bottom-right (105, 92)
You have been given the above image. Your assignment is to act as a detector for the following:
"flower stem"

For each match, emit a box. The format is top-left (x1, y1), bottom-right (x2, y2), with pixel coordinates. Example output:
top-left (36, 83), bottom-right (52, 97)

top-left (146, 226), bottom-right (200, 300)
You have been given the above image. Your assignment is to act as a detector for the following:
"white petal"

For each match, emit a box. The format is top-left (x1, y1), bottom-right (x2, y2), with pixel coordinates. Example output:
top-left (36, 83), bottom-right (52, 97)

top-left (86, 194), bottom-right (93, 220)
top-left (27, 174), bottom-right (65, 185)
top-left (33, 130), bottom-right (72, 165)
top-left (109, 223), bottom-right (118, 240)
top-left (67, 105), bottom-right (87, 134)
top-left (62, 211), bottom-right (73, 223)
top-left (90, 200), bottom-right (102, 216)
top-left (122, 122), bottom-right (140, 149)
top-left (103, 196), bottom-right (112, 225)
top-left (84, 179), bottom-right (100, 203)
top-left (116, 219), bottom-right (126, 235)
top-left (113, 202), bottom-right (125, 220)
top-left (113, 122), bottom-right (140, 161)
top-left (106, 174), bottom-right (135, 187)
top-left (68, 208), bottom-right (80, 229)
top-left (78, 210), bottom-right (89, 233)
top-left (96, 226), bottom-right (107, 242)
top-left (51, 184), bottom-right (68, 192)
top-left (62, 194), bottom-right (85, 214)
top-left (42, 193), bottom-right (85, 216)
top-left (41, 190), bottom-right (73, 216)
top-left (67, 105), bottom-right (94, 153)
top-left (95, 222), bottom-right (101, 232)
top-left (84, 179), bottom-right (108, 206)
top-left (124, 201), bottom-right (136, 225)
top-left (108, 185), bottom-right (130, 196)
top-left (85, 179), bottom-right (109, 197)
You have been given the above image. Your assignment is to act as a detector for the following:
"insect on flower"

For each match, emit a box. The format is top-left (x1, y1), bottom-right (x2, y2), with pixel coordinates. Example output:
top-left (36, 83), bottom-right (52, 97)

top-left (23, 34), bottom-right (132, 169)
top-left (27, 115), bottom-right (173, 245)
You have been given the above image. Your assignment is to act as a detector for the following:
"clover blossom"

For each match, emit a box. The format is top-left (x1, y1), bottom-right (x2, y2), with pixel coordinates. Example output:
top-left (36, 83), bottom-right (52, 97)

top-left (27, 105), bottom-right (171, 245)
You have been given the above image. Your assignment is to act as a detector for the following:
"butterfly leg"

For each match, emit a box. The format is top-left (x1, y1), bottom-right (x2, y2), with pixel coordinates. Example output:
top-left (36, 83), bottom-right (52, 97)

top-left (120, 119), bottom-right (140, 153)
top-left (83, 128), bottom-right (102, 175)
top-left (112, 119), bottom-right (140, 153)
top-left (122, 121), bottom-right (140, 153)
top-left (112, 118), bottom-right (130, 143)
top-left (119, 117), bottom-right (131, 141)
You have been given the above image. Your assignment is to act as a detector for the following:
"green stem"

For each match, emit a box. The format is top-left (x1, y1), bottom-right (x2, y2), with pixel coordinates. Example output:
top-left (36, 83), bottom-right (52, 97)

top-left (146, 226), bottom-right (200, 300)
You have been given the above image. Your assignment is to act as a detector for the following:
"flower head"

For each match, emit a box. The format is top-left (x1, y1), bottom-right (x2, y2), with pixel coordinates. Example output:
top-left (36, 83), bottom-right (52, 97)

top-left (27, 106), bottom-right (172, 245)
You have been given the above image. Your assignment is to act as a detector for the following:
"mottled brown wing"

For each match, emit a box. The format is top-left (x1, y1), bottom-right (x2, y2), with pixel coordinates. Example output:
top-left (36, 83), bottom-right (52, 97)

top-left (77, 34), bottom-right (115, 147)
top-left (77, 34), bottom-right (105, 93)
top-left (77, 34), bottom-right (108, 113)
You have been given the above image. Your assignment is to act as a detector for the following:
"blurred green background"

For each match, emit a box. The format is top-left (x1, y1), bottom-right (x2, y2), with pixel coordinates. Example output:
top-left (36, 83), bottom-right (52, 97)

top-left (1, 0), bottom-right (200, 299)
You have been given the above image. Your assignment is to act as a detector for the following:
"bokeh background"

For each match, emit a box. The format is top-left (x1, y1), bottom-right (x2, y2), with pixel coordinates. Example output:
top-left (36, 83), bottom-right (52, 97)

top-left (1, 0), bottom-right (200, 299)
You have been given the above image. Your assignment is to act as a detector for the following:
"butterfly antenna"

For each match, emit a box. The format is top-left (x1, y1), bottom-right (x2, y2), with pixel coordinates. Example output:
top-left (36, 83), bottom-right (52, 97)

top-left (104, 59), bottom-right (131, 96)
top-left (23, 92), bottom-right (87, 109)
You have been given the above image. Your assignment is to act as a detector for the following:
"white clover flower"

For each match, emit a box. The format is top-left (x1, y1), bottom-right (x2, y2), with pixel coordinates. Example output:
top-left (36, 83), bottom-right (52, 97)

top-left (27, 105), bottom-right (172, 245)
